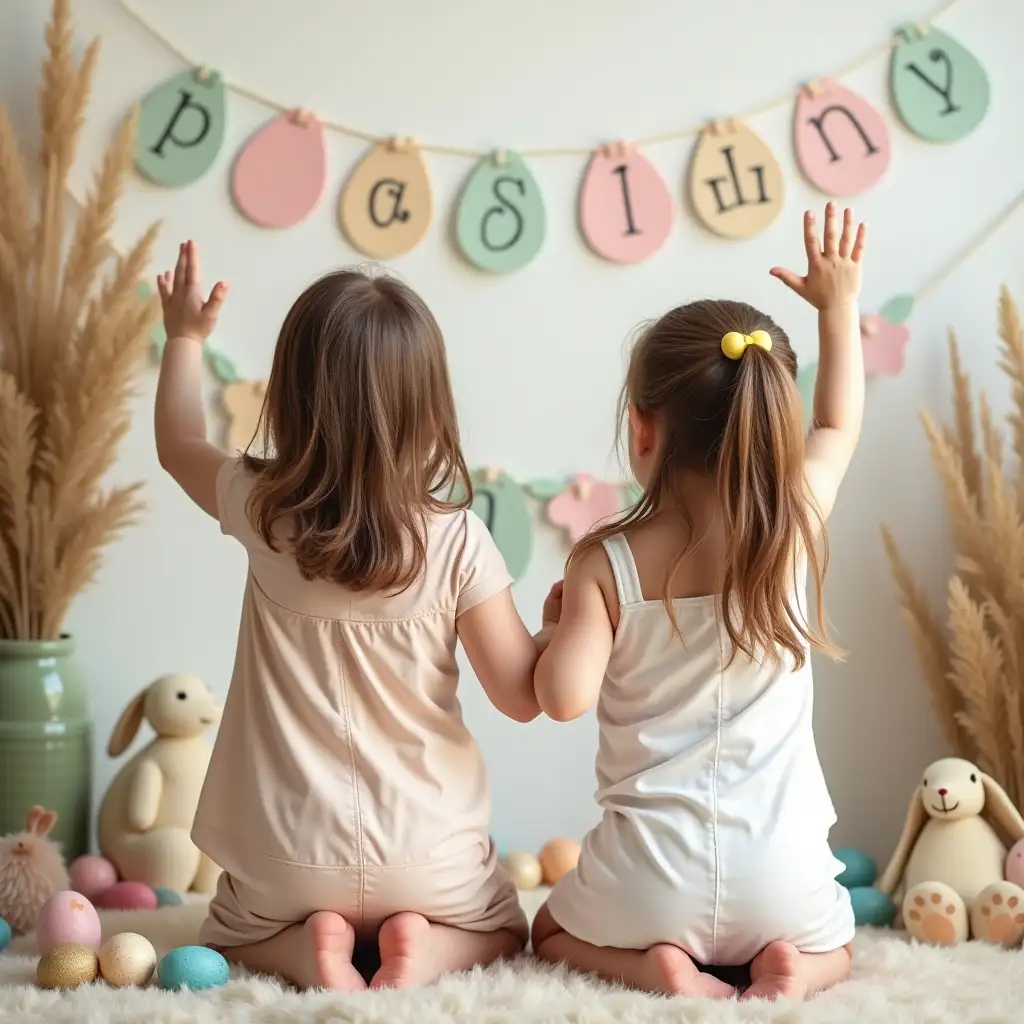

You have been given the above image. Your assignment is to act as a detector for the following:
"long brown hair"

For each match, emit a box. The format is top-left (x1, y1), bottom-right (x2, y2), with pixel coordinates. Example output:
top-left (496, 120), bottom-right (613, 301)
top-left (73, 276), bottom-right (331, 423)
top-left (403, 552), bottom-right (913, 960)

top-left (243, 267), bottom-right (471, 591)
top-left (575, 298), bottom-right (833, 668)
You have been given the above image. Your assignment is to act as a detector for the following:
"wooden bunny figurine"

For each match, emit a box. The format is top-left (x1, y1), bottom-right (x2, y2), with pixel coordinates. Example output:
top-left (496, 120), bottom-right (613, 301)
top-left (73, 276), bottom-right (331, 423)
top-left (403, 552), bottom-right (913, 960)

top-left (879, 757), bottom-right (1024, 946)
top-left (98, 674), bottom-right (222, 893)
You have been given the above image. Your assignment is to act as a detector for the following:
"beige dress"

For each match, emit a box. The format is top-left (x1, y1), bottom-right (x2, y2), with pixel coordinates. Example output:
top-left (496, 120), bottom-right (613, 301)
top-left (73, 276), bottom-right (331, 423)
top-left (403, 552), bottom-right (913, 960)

top-left (195, 459), bottom-right (527, 946)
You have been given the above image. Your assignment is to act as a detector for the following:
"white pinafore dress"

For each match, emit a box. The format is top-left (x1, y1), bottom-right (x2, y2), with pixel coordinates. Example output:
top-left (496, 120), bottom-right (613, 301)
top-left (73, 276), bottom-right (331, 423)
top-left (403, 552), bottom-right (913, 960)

top-left (546, 534), bottom-right (854, 966)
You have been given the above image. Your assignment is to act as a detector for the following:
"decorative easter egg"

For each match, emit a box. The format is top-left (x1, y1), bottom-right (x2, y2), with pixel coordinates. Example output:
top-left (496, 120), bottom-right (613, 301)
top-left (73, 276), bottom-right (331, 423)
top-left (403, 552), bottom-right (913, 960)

top-left (469, 470), bottom-right (533, 580)
top-left (136, 68), bottom-right (227, 186)
top-left (890, 25), bottom-right (989, 143)
top-left (850, 886), bottom-right (896, 928)
top-left (0, 916), bottom-right (11, 951)
top-left (35, 891), bottom-right (101, 955)
top-left (579, 143), bottom-right (673, 263)
top-left (232, 110), bottom-right (327, 228)
top-left (158, 945), bottom-right (230, 991)
top-left (154, 886), bottom-right (184, 908)
top-left (834, 847), bottom-right (876, 889)
top-left (1005, 838), bottom-right (1024, 887)
top-left (794, 81), bottom-right (891, 196)
top-left (37, 942), bottom-right (100, 989)
top-left (501, 851), bottom-right (543, 891)
top-left (339, 139), bottom-right (432, 259)
top-left (688, 121), bottom-right (784, 239)
top-left (68, 855), bottom-right (119, 900)
top-left (98, 932), bottom-right (158, 987)
top-left (95, 881), bottom-right (158, 911)
top-left (539, 838), bottom-right (581, 886)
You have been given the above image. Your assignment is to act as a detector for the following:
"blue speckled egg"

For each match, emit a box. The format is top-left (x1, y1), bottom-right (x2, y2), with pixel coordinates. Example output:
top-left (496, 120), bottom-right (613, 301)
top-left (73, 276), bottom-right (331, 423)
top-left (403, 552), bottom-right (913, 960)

top-left (153, 887), bottom-right (183, 908)
top-left (0, 916), bottom-right (11, 951)
top-left (850, 886), bottom-right (896, 927)
top-left (158, 945), bottom-right (229, 990)
top-left (834, 847), bottom-right (876, 889)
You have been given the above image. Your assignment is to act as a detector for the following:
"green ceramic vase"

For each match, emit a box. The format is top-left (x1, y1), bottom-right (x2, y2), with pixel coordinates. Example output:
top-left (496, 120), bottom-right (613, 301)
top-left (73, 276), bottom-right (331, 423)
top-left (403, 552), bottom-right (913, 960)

top-left (0, 637), bottom-right (92, 859)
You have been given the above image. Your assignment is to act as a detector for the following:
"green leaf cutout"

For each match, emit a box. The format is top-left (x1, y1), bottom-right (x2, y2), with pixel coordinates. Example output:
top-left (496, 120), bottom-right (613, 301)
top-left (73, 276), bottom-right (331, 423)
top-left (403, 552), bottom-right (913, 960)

top-left (797, 361), bottom-right (818, 431)
top-left (623, 482), bottom-right (644, 506)
top-left (525, 478), bottom-right (567, 500)
top-left (137, 281), bottom-right (166, 359)
top-left (879, 295), bottom-right (915, 324)
top-left (205, 349), bottom-right (242, 383)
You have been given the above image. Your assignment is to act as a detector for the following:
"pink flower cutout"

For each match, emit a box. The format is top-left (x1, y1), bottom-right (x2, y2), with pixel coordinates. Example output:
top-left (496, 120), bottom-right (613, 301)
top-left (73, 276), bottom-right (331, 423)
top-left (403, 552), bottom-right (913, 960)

top-left (861, 314), bottom-right (910, 376)
top-left (547, 473), bottom-right (623, 543)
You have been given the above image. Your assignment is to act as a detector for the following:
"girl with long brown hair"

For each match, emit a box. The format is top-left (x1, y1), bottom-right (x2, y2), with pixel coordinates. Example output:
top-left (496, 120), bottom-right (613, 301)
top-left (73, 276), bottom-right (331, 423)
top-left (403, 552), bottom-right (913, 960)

top-left (531, 204), bottom-right (867, 1001)
top-left (154, 248), bottom-right (543, 990)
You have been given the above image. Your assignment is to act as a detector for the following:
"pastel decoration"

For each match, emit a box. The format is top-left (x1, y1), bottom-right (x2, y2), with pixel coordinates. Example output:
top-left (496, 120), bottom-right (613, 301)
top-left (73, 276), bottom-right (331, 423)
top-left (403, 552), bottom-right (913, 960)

top-left (1005, 838), bottom-right (1024, 887)
top-left (797, 362), bottom-right (817, 430)
top-left (456, 151), bottom-right (545, 273)
top-left (456, 470), bottom-right (533, 580)
top-left (794, 81), bottom-right (891, 196)
top-left (154, 886), bottom-right (184, 908)
top-left (500, 852), bottom-right (543, 891)
top-left (624, 482), bottom-right (644, 506)
top-left (94, 881), bottom-right (158, 911)
top-left (135, 68), bottom-right (227, 187)
top-left (834, 847), bottom-right (877, 889)
top-left (138, 282), bottom-right (167, 358)
top-left (37, 943), bottom-right (100, 990)
top-left (0, 916), bottom-right (11, 951)
top-left (339, 138), bottom-right (432, 259)
top-left (547, 473), bottom-right (623, 543)
top-left (539, 838), bottom-right (581, 886)
top-left (579, 143), bottom-right (673, 263)
top-left (158, 945), bottom-right (230, 991)
top-left (68, 855), bottom-right (118, 899)
top-left (98, 932), bottom-right (158, 988)
top-left (231, 110), bottom-right (327, 228)
top-left (850, 886), bottom-right (896, 928)
top-left (689, 121), bottom-right (784, 240)
top-left (861, 313), bottom-right (910, 376)
top-left (880, 294), bottom-right (915, 324)
top-left (221, 379), bottom-right (267, 453)
top-left (205, 348), bottom-right (242, 383)
top-left (525, 478), bottom-right (567, 501)
top-left (35, 891), bottom-right (102, 955)
top-left (890, 25), bottom-right (989, 143)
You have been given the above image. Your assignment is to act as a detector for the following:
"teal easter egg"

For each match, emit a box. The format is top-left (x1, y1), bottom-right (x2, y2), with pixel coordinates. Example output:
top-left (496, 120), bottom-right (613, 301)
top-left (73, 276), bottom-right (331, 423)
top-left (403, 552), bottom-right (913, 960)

top-left (834, 847), bottom-right (876, 889)
top-left (0, 916), bottom-right (11, 951)
top-left (850, 887), bottom-right (895, 928)
top-left (154, 887), bottom-right (183, 908)
top-left (158, 945), bottom-right (229, 990)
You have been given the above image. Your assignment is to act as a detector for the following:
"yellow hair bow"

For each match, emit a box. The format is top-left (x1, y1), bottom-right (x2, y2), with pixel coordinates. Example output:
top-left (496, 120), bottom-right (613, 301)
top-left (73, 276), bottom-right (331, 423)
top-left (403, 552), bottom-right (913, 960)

top-left (721, 330), bottom-right (772, 360)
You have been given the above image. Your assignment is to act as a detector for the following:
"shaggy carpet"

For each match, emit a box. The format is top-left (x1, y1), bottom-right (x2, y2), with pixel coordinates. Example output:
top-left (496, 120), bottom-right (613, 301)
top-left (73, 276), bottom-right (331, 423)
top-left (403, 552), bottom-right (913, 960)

top-left (2, 890), bottom-right (1024, 1022)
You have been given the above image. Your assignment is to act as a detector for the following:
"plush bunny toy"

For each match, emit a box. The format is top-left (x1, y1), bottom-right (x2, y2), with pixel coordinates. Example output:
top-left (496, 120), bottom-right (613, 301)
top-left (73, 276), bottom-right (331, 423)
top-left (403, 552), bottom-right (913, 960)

top-left (879, 757), bottom-right (1024, 946)
top-left (98, 674), bottom-right (222, 893)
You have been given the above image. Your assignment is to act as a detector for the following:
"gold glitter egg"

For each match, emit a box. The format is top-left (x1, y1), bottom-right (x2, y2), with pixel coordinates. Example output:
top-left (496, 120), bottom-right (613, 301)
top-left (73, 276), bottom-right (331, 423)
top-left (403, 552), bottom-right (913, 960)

top-left (37, 942), bottom-right (99, 989)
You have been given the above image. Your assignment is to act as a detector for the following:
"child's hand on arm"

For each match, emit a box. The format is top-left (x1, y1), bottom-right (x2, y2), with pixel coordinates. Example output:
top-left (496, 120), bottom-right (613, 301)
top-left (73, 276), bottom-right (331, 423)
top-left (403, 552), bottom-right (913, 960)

top-left (534, 580), bottom-right (563, 653)
top-left (154, 240), bottom-right (230, 518)
top-left (770, 202), bottom-right (867, 519)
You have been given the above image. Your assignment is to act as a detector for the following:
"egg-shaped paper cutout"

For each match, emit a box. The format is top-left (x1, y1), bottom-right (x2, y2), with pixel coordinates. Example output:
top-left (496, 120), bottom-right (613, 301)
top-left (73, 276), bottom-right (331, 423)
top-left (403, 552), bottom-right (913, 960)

top-left (469, 471), bottom-right (533, 580)
top-left (136, 68), bottom-right (226, 187)
top-left (688, 123), bottom-right (784, 240)
top-left (232, 111), bottom-right (327, 228)
top-left (890, 26), bottom-right (989, 143)
top-left (339, 141), bottom-right (432, 259)
top-left (794, 83), bottom-right (891, 196)
top-left (455, 152), bottom-right (545, 273)
top-left (579, 146), bottom-right (673, 263)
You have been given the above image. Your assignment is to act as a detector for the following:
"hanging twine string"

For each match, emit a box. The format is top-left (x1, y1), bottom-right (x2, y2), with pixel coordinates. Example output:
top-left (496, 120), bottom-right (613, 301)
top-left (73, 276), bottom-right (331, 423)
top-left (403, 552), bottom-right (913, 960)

top-left (114, 0), bottom-right (963, 158)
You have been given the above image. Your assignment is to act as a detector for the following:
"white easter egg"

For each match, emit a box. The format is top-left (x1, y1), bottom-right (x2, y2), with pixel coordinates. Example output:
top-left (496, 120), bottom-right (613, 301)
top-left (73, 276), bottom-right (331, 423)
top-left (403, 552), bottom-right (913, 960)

top-left (98, 932), bottom-right (157, 987)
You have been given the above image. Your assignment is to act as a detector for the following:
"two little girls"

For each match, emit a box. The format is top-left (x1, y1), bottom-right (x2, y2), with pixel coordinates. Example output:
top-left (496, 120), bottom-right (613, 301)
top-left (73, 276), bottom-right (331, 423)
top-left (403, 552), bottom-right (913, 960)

top-left (154, 202), bottom-right (865, 1000)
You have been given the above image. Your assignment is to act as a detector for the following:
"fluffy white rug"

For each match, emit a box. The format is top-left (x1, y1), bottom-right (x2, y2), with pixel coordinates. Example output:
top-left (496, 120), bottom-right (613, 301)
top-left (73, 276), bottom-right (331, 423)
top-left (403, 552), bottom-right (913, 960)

top-left (2, 890), bottom-right (1024, 1022)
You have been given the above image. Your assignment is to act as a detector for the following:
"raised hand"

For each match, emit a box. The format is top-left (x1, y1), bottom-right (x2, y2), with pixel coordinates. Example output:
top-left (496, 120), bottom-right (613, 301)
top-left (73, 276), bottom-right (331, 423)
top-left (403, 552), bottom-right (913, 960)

top-left (770, 202), bottom-right (866, 311)
top-left (156, 240), bottom-right (228, 343)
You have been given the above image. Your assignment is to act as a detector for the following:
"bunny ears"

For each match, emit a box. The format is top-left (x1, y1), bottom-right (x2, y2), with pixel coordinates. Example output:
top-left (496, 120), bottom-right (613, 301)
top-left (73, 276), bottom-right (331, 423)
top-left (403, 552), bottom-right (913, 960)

top-left (24, 805), bottom-right (58, 837)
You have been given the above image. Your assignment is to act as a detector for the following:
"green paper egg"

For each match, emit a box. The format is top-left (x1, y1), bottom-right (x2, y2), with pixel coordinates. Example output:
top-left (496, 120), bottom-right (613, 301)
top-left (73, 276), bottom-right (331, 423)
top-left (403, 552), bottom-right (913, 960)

top-left (455, 152), bottom-right (545, 273)
top-left (834, 847), bottom-right (876, 889)
top-left (797, 362), bottom-right (817, 429)
top-left (136, 69), bottom-right (227, 186)
top-left (454, 471), bottom-right (533, 580)
top-left (850, 886), bottom-right (895, 928)
top-left (890, 26), bottom-right (989, 143)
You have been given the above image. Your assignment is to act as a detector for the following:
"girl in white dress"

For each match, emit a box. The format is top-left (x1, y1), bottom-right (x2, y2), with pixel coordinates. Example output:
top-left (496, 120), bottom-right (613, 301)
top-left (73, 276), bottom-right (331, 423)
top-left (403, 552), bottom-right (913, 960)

top-left (532, 203), bottom-right (865, 1001)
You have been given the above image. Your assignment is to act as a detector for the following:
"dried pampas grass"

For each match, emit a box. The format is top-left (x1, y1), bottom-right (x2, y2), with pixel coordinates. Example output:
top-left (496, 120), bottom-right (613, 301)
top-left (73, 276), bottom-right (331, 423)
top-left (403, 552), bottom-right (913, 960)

top-left (0, 0), bottom-right (159, 640)
top-left (883, 288), bottom-right (1024, 807)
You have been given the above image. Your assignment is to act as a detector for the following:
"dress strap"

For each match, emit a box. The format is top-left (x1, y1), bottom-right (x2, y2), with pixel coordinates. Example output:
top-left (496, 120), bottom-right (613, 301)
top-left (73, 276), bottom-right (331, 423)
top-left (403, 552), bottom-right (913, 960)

top-left (601, 534), bottom-right (645, 607)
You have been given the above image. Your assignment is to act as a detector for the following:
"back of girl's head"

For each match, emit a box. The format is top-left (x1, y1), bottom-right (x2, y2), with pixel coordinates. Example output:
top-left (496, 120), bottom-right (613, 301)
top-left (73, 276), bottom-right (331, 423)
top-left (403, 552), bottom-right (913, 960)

top-left (577, 297), bottom-right (832, 668)
top-left (243, 267), bottom-right (470, 591)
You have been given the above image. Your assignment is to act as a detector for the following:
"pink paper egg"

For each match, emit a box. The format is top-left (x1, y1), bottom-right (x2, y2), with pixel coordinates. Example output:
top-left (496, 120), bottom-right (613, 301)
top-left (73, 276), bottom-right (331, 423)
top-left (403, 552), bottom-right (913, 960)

top-left (68, 855), bottom-right (119, 899)
top-left (35, 891), bottom-right (102, 955)
top-left (94, 881), bottom-right (158, 911)
top-left (1006, 839), bottom-right (1024, 887)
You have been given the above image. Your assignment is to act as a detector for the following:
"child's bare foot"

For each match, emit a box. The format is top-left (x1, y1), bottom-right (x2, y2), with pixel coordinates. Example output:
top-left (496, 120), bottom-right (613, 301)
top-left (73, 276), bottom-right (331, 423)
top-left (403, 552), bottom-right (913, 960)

top-left (742, 940), bottom-right (807, 1001)
top-left (643, 944), bottom-right (736, 997)
top-left (305, 911), bottom-right (366, 991)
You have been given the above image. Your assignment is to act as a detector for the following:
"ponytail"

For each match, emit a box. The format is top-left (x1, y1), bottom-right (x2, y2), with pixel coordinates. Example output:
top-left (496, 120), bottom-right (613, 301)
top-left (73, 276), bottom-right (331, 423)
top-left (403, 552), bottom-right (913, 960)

top-left (716, 347), bottom-right (832, 668)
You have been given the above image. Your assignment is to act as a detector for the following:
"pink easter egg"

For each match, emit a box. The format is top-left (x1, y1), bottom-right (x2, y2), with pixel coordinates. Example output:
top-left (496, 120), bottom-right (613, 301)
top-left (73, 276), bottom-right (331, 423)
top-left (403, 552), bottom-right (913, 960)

top-left (860, 314), bottom-right (911, 376)
top-left (579, 145), bottom-right (673, 264)
top-left (68, 855), bottom-right (119, 899)
top-left (794, 81), bottom-right (891, 197)
top-left (232, 110), bottom-right (327, 228)
top-left (94, 881), bottom-right (158, 912)
top-left (35, 890), bottom-right (102, 955)
top-left (1006, 839), bottom-right (1024, 887)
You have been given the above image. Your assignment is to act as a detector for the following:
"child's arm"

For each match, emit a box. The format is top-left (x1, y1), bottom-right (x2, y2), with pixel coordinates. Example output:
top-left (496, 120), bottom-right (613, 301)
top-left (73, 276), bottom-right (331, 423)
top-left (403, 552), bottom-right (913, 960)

top-left (154, 240), bottom-right (230, 518)
top-left (770, 202), bottom-right (867, 520)
top-left (534, 549), bottom-right (613, 722)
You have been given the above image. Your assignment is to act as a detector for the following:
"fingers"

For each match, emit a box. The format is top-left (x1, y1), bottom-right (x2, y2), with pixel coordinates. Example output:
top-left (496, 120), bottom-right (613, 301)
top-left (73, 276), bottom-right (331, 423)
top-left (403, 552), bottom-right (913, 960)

top-left (172, 242), bottom-right (187, 293)
top-left (851, 221), bottom-right (868, 263)
top-left (822, 202), bottom-right (839, 257)
top-left (838, 207), bottom-right (855, 259)
top-left (802, 210), bottom-right (819, 263)
top-left (769, 266), bottom-right (806, 296)
top-left (185, 239), bottom-right (201, 290)
top-left (155, 271), bottom-right (171, 305)
top-left (201, 281), bottom-right (228, 318)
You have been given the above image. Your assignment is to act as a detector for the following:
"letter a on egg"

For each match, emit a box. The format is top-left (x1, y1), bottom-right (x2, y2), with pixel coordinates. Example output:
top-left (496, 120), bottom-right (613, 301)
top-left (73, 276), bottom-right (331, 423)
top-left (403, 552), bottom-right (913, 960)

top-left (339, 141), bottom-right (433, 259)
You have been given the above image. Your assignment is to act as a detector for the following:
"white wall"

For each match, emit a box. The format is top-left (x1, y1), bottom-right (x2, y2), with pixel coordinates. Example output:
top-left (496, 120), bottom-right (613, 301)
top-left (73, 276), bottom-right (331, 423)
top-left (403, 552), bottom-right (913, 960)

top-left (3, 0), bottom-right (1023, 864)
